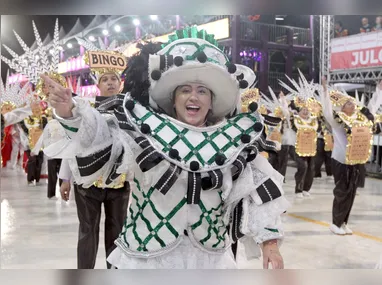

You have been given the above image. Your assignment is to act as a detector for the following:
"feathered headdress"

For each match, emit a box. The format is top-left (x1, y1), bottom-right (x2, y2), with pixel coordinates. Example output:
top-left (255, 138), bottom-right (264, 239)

top-left (1, 19), bottom-right (67, 100)
top-left (278, 69), bottom-right (321, 116)
top-left (260, 86), bottom-right (289, 119)
top-left (1, 71), bottom-right (31, 111)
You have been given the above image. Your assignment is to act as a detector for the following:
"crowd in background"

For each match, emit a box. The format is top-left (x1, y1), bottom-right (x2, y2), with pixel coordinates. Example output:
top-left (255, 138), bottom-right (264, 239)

top-left (335, 16), bottom-right (382, 38)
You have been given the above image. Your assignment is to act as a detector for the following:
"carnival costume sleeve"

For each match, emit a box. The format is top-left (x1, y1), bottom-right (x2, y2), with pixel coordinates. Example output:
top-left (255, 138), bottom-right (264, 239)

top-left (222, 149), bottom-right (289, 258)
top-left (3, 105), bottom-right (32, 127)
top-left (58, 159), bottom-right (72, 181)
top-left (45, 96), bottom-right (135, 188)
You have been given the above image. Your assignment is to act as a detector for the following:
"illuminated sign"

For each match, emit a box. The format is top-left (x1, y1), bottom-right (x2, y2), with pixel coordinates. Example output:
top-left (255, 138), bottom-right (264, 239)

top-left (80, 85), bottom-right (100, 97)
top-left (86, 51), bottom-right (127, 70)
top-left (152, 18), bottom-right (230, 43)
top-left (57, 56), bottom-right (88, 74)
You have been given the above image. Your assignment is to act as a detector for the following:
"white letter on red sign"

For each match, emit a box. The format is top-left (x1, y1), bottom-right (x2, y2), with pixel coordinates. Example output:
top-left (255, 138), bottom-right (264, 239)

top-left (370, 50), bottom-right (379, 64)
top-left (351, 52), bottom-right (359, 66)
top-left (360, 50), bottom-right (369, 65)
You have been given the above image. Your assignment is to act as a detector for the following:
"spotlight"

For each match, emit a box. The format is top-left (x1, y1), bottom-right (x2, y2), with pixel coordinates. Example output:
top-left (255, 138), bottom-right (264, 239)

top-left (89, 35), bottom-right (96, 41)
top-left (67, 43), bottom-right (73, 49)
top-left (114, 25), bottom-right (121, 32)
top-left (102, 29), bottom-right (109, 36)
top-left (150, 15), bottom-right (158, 20)
top-left (133, 19), bottom-right (140, 26)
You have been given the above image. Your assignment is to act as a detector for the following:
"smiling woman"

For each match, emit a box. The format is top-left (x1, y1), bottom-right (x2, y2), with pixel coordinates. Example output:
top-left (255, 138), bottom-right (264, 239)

top-left (42, 26), bottom-right (289, 269)
top-left (173, 83), bottom-right (213, 127)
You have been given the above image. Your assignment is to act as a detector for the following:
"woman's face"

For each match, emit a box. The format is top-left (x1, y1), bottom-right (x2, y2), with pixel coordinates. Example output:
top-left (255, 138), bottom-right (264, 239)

top-left (174, 83), bottom-right (212, 127)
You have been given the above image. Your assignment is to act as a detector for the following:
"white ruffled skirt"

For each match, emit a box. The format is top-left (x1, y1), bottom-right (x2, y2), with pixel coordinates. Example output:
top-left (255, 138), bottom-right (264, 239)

top-left (107, 237), bottom-right (237, 269)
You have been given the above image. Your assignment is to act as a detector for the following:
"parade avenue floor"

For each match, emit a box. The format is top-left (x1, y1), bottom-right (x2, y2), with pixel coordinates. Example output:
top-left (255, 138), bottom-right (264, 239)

top-left (1, 166), bottom-right (381, 269)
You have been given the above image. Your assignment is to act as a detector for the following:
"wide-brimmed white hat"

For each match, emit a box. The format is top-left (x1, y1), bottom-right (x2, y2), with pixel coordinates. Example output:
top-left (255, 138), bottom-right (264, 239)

top-left (147, 27), bottom-right (256, 120)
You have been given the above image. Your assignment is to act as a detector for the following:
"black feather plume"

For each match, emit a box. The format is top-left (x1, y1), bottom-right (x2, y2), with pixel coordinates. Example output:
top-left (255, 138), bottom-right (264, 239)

top-left (122, 41), bottom-right (163, 106)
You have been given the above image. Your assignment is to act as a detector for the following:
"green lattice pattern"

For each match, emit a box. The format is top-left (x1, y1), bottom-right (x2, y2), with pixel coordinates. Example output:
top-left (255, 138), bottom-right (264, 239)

top-left (120, 178), bottom-right (227, 251)
top-left (189, 191), bottom-right (227, 248)
top-left (130, 105), bottom-right (258, 167)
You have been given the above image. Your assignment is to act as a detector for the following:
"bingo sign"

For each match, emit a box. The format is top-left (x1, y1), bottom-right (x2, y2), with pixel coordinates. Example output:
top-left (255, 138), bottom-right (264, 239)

top-left (87, 51), bottom-right (127, 71)
top-left (330, 30), bottom-right (382, 70)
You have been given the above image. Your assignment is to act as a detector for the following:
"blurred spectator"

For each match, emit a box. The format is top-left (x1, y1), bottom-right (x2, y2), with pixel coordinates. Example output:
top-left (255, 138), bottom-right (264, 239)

top-left (360, 17), bottom-right (375, 33)
top-left (334, 21), bottom-right (348, 38)
top-left (375, 16), bottom-right (382, 30)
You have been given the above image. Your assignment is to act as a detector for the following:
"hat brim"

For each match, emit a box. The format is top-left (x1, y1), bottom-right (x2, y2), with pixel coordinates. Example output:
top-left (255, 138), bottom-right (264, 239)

top-left (150, 63), bottom-right (239, 120)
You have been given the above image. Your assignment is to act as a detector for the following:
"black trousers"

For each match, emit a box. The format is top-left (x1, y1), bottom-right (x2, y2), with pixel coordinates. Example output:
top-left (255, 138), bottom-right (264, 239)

top-left (278, 145), bottom-right (290, 177)
top-left (332, 159), bottom-right (361, 227)
top-left (47, 159), bottom-right (63, 198)
top-left (295, 154), bottom-right (315, 193)
top-left (74, 182), bottom-right (130, 269)
top-left (288, 146), bottom-right (296, 161)
top-left (314, 138), bottom-right (333, 177)
top-left (25, 150), bottom-right (44, 183)
top-left (268, 151), bottom-right (279, 171)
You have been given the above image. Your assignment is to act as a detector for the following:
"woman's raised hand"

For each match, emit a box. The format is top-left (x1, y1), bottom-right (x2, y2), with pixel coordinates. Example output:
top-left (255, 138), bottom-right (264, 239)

top-left (41, 74), bottom-right (74, 118)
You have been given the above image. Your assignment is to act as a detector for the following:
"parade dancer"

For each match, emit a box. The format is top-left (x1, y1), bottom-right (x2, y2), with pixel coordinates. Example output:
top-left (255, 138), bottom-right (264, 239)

top-left (44, 28), bottom-right (289, 269)
top-left (279, 72), bottom-right (320, 198)
top-left (260, 87), bottom-right (290, 173)
top-left (1, 77), bottom-right (32, 168)
top-left (53, 36), bottom-right (131, 269)
top-left (318, 79), bottom-right (382, 235)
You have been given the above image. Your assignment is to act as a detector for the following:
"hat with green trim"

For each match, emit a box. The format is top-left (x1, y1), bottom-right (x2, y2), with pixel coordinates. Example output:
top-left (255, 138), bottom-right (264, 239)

top-left (147, 27), bottom-right (255, 120)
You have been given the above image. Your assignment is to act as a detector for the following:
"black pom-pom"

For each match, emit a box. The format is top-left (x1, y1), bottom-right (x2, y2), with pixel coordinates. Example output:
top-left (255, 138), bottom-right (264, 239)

top-left (169, 148), bottom-right (179, 159)
top-left (174, 56), bottom-right (184, 66)
top-left (249, 102), bottom-right (258, 112)
top-left (236, 73), bottom-right (244, 80)
top-left (239, 80), bottom-right (248, 89)
top-left (226, 63), bottom-right (237, 74)
top-left (190, 161), bottom-right (200, 171)
top-left (196, 52), bottom-right (207, 63)
top-left (241, 134), bottom-right (251, 143)
top-left (141, 123), bottom-right (151, 134)
top-left (253, 122), bottom-right (263, 132)
top-left (215, 154), bottom-right (226, 166)
top-left (125, 100), bottom-right (135, 111)
top-left (151, 70), bottom-right (161, 81)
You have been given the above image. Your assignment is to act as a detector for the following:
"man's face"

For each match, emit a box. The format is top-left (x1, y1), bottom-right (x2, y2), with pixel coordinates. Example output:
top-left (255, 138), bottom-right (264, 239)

top-left (97, 73), bottom-right (121, 97)
top-left (362, 18), bottom-right (368, 26)
top-left (299, 107), bottom-right (310, 119)
top-left (342, 100), bottom-right (355, 116)
top-left (376, 17), bottom-right (382, 25)
top-left (335, 23), bottom-right (340, 30)
top-left (31, 102), bottom-right (42, 117)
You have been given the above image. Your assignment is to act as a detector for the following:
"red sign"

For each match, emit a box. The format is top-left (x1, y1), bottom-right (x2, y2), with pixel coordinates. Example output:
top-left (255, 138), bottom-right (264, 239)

top-left (330, 30), bottom-right (382, 70)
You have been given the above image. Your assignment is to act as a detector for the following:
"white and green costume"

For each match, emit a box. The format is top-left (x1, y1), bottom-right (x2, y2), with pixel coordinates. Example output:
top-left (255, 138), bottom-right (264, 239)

top-left (44, 27), bottom-right (290, 269)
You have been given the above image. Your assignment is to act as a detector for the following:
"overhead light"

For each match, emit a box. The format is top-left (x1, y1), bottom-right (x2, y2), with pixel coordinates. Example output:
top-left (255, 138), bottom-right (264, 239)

top-left (150, 15), bottom-right (158, 20)
top-left (293, 36), bottom-right (298, 39)
top-left (89, 35), bottom-right (96, 41)
top-left (276, 17), bottom-right (284, 21)
top-left (67, 43), bottom-right (73, 49)
top-left (114, 25), bottom-right (121, 32)
top-left (102, 29), bottom-right (109, 36)
top-left (133, 19), bottom-right (140, 26)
